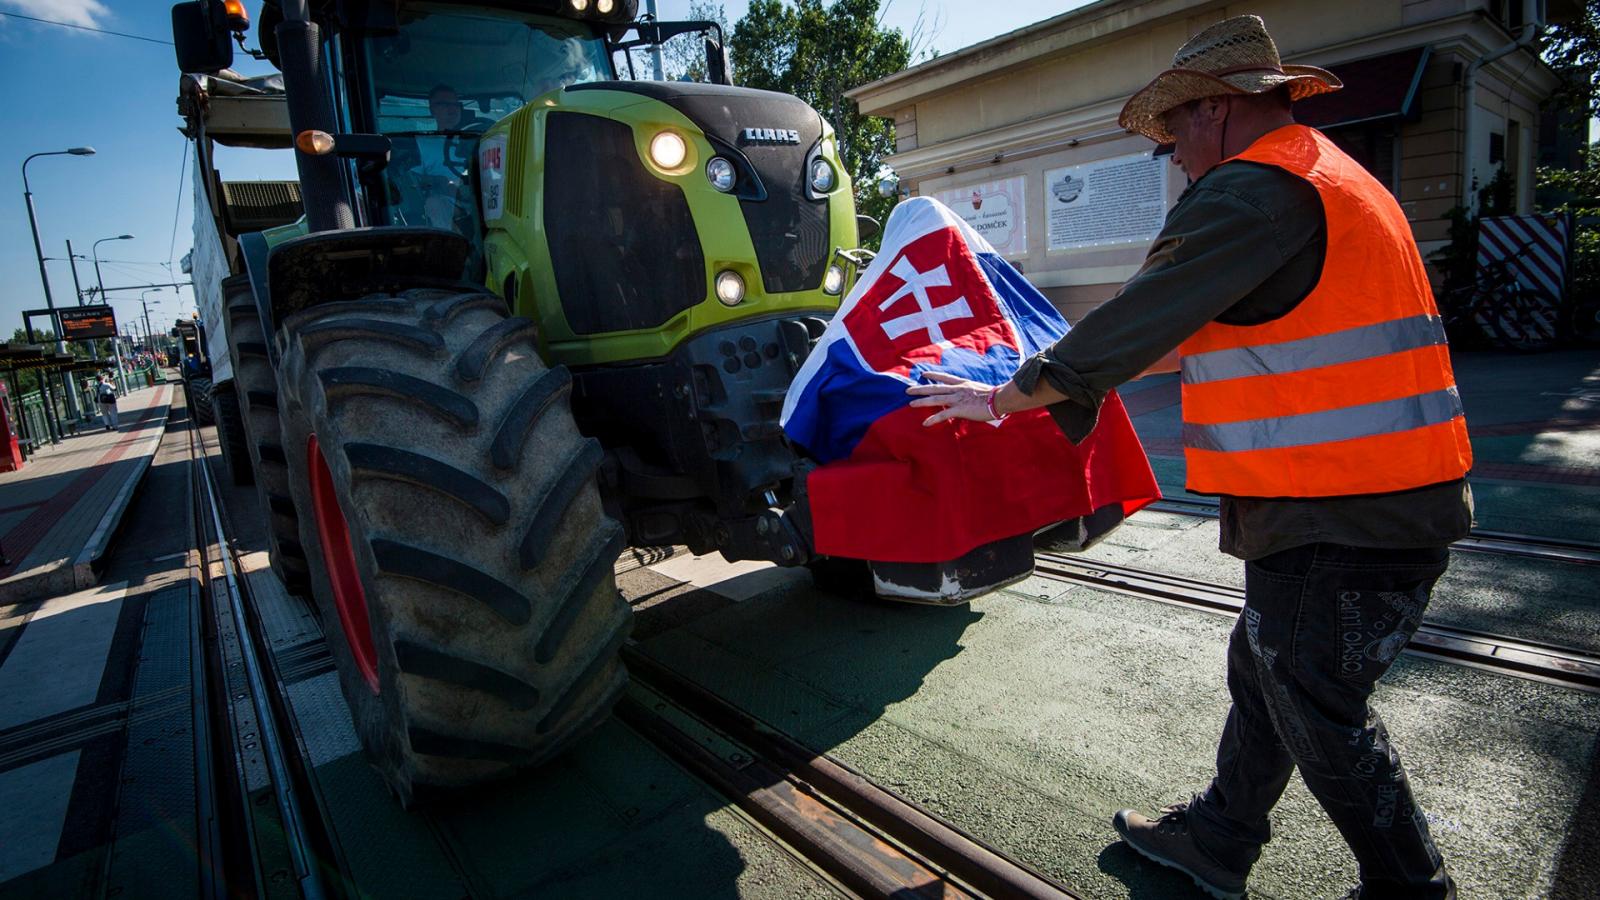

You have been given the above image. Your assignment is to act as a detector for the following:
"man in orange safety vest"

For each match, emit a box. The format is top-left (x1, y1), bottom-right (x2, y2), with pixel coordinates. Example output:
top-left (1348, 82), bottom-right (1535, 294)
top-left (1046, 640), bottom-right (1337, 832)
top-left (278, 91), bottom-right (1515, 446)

top-left (909, 15), bottom-right (1469, 900)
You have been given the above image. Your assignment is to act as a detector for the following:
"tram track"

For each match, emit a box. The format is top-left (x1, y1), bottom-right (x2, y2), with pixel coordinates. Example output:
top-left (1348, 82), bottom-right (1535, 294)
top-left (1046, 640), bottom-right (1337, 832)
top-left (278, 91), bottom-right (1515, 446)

top-left (1145, 497), bottom-right (1600, 566)
top-left (1034, 552), bottom-right (1600, 693)
top-left (620, 648), bottom-right (1077, 900)
top-left (184, 407), bottom-right (1077, 899)
top-left (186, 401), bottom-right (340, 898)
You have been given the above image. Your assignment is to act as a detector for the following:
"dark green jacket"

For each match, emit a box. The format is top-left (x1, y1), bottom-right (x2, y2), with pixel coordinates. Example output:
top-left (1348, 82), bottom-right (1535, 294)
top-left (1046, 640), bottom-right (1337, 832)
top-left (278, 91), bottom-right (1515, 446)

top-left (1013, 159), bottom-right (1472, 560)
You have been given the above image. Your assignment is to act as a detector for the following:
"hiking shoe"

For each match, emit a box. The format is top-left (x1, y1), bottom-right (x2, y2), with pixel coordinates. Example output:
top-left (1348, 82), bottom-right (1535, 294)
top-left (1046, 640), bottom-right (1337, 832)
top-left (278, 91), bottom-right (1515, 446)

top-left (1113, 801), bottom-right (1248, 900)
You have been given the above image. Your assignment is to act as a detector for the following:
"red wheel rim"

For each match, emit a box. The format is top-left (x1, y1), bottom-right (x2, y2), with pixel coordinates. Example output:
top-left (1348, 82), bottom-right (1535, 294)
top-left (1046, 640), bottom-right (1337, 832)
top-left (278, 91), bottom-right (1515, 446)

top-left (308, 434), bottom-right (380, 694)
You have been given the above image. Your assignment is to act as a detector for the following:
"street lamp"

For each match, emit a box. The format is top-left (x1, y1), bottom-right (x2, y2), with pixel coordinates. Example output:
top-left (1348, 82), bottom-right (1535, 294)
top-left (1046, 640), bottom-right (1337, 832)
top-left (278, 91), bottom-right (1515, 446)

top-left (21, 146), bottom-right (95, 440)
top-left (93, 234), bottom-right (134, 302)
top-left (138, 291), bottom-right (165, 362)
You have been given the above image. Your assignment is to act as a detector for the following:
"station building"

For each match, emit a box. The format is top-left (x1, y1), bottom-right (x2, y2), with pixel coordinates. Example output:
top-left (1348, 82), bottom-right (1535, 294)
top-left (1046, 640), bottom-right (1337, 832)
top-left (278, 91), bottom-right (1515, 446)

top-left (847, 0), bottom-right (1579, 321)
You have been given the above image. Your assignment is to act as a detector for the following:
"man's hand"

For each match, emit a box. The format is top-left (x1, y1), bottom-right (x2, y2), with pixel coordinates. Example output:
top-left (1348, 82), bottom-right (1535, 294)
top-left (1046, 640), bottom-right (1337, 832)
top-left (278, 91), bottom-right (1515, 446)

top-left (907, 372), bottom-right (1000, 426)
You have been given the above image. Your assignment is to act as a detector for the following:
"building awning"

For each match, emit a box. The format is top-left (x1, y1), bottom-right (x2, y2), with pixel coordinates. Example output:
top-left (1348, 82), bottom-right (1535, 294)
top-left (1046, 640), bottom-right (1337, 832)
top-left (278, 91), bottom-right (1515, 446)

top-left (1295, 46), bottom-right (1431, 130)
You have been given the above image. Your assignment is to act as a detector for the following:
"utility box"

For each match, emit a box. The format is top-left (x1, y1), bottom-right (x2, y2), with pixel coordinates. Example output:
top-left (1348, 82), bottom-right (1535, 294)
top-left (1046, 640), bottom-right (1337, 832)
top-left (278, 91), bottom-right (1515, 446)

top-left (0, 382), bottom-right (23, 472)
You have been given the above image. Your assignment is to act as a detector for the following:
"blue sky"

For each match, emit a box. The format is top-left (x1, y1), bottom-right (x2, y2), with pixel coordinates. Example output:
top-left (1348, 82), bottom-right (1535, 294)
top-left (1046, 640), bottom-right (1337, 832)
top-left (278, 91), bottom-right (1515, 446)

top-left (0, 0), bottom-right (1093, 340)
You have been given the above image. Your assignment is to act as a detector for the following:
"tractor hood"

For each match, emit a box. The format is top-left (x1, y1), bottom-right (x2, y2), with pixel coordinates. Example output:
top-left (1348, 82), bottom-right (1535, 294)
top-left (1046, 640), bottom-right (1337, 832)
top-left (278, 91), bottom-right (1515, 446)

top-left (567, 81), bottom-right (823, 153)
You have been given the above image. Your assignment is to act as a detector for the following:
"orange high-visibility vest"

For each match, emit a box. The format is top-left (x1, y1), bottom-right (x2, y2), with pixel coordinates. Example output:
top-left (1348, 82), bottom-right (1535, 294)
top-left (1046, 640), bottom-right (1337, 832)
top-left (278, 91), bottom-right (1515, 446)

top-left (1177, 125), bottom-right (1472, 498)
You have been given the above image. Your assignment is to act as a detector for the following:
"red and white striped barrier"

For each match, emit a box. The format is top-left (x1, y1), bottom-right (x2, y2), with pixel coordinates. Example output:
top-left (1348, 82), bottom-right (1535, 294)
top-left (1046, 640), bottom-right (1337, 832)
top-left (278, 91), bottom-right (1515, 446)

top-left (1477, 214), bottom-right (1570, 299)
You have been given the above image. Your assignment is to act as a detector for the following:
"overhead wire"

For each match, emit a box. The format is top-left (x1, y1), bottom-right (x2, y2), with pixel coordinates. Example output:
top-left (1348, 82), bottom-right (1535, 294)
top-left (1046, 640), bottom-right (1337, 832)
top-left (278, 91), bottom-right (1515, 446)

top-left (168, 140), bottom-right (189, 274)
top-left (0, 11), bottom-right (173, 45)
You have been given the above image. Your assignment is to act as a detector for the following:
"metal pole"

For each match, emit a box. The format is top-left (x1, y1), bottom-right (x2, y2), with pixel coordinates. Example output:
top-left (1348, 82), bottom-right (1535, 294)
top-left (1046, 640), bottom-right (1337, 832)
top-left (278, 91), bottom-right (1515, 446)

top-left (39, 365), bottom-right (61, 445)
top-left (22, 152), bottom-right (85, 425)
top-left (646, 0), bottom-right (665, 80)
top-left (22, 163), bottom-right (63, 441)
top-left (66, 239), bottom-right (85, 304)
top-left (68, 238), bottom-right (96, 417)
top-left (140, 297), bottom-right (156, 361)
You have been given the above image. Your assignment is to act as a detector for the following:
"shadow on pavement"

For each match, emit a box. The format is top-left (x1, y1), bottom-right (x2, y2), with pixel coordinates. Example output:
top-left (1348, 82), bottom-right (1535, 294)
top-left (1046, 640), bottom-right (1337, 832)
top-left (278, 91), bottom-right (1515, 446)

top-left (1548, 736), bottom-right (1600, 899)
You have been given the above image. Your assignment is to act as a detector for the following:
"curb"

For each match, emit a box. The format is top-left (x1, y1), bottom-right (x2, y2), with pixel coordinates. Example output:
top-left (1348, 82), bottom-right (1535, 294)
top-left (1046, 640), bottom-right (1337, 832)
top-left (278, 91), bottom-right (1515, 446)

top-left (72, 437), bottom-right (162, 589)
top-left (0, 558), bottom-right (78, 607)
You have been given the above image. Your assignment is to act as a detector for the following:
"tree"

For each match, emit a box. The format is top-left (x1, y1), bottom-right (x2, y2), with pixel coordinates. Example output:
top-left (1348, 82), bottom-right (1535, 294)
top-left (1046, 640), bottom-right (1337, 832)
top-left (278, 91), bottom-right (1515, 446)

top-left (1538, 10), bottom-right (1599, 328)
top-left (1537, 141), bottom-right (1599, 307)
top-left (1542, 4), bottom-right (1599, 128)
top-left (618, 1), bottom-right (729, 83)
top-left (663, 1), bottom-right (729, 82)
top-left (732, 0), bottom-right (912, 229)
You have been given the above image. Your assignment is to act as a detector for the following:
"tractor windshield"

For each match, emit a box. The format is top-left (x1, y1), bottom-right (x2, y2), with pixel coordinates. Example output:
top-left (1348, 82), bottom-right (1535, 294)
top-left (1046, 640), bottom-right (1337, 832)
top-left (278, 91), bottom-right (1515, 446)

top-left (360, 3), bottom-right (612, 234)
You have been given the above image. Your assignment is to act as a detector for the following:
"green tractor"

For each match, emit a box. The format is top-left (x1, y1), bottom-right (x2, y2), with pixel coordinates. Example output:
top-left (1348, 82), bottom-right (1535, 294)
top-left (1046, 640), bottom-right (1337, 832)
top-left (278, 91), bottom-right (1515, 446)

top-left (173, 0), bottom-right (872, 803)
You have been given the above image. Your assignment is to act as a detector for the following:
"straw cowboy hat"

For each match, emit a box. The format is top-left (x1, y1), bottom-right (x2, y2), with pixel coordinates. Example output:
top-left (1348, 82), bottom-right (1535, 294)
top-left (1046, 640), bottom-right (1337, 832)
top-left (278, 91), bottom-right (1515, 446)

top-left (1119, 15), bottom-right (1342, 143)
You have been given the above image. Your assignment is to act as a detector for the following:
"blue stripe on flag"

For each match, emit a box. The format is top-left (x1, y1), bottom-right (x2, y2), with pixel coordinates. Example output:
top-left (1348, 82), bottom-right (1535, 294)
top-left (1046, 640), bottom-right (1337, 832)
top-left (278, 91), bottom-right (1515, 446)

top-left (974, 252), bottom-right (1071, 357)
top-left (783, 337), bottom-right (914, 464)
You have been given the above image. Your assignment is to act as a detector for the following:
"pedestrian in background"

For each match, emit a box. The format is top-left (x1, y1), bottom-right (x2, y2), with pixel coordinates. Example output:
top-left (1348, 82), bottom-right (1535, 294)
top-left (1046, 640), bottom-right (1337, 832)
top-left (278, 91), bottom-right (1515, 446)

top-left (908, 15), bottom-right (1469, 900)
top-left (95, 374), bottom-right (119, 432)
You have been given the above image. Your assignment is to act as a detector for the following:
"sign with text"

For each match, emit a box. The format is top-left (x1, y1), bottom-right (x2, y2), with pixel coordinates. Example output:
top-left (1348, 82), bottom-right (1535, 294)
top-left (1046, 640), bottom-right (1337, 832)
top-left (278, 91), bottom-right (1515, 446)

top-left (1045, 153), bottom-right (1168, 251)
top-left (477, 134), bottom-right (508, 222)
top-left (58, 306), bottom-right (118, 341)
top-left (932, 176), bottom-right (1027, 256)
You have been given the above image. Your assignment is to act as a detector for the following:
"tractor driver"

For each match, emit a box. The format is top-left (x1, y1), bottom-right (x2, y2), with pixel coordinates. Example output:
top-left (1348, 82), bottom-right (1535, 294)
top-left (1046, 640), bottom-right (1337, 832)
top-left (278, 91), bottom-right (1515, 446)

top-left (405, 84), bottom-right (492, 230)
top-left (428, 84), bottom-right (493, 134)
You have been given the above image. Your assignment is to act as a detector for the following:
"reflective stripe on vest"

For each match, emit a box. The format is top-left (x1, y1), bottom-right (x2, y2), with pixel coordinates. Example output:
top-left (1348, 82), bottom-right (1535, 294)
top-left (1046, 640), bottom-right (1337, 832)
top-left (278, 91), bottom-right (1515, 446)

top-left (1176, 125), bottom-right (1472, 498)
top-left (1180, 314), bottom-right (1448, 385)
top-left (1182, 387), bottom-right (1464, 453)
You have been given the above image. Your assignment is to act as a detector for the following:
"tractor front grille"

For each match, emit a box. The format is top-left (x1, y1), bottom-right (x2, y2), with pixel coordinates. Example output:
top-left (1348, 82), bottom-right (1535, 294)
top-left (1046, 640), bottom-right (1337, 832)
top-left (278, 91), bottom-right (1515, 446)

top-left (543, 112), bottom-right (705, 335)
top-left (737, 139), bottom-right (831, 295)
top-left (565, 82), bottom-right (832, 295)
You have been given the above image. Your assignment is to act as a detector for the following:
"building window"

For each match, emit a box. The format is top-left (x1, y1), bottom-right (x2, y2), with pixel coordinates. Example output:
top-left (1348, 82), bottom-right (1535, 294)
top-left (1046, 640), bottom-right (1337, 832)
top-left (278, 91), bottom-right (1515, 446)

top-left (1323, 123), bottom-right (1399, 193)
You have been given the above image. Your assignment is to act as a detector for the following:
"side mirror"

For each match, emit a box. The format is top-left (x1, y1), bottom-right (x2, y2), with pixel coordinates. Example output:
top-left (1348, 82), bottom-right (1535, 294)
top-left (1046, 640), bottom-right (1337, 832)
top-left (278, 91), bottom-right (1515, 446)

top-left (704, 35), bottom-right (731, 85)
top-left (171, 1), bottom-right (234, 73)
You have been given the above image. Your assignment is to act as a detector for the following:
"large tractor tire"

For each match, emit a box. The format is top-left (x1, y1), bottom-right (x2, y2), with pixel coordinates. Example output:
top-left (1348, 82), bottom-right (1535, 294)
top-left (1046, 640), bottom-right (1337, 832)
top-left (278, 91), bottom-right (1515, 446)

top-left (188, 376), bottom-right (215, 425)
top-left (222, 274), bottom-right (313, 596)
top-left (210, 385), bottom-right (254, 486)
top-left (275, 288), bottom-right (632, 804)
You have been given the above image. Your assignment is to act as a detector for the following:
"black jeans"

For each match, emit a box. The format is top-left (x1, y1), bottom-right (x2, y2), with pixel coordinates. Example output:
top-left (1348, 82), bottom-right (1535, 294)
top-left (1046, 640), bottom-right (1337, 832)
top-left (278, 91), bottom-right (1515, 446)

top-left (1188, 542), bottom-right (1454, 899)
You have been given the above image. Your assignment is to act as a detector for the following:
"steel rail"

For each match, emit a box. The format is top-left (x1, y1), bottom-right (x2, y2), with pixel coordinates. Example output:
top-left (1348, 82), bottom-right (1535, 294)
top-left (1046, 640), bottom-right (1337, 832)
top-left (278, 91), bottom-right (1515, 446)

top-left (622, 646), bottom-right (1080, 900)
top-left (185, 447), bottom-right (228, 900)
top-left (186, 406), bottom-right (274, 896)
top-left (191, 422), bottom-right (331, 900)
top-left (1034, 553), bottom-right (1600, 693)
top-left (1144, 499), bottom-right (1600, 566)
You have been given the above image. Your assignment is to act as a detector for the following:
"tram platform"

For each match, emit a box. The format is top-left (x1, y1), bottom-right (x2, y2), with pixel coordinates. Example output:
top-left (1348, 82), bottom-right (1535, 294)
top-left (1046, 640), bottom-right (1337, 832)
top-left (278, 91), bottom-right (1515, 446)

top-left (0, 384), bottom-right (174, 606)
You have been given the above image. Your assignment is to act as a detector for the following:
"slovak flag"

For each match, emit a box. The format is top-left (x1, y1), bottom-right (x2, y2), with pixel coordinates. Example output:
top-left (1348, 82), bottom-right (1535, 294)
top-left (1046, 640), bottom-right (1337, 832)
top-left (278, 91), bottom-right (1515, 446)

top-left (781, 197), bottom-right (1159, 563)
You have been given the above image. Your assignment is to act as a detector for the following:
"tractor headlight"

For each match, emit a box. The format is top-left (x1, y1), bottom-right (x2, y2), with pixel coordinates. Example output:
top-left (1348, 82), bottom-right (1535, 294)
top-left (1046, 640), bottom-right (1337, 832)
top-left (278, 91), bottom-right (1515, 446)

top-left (808, 157), bottom-right (835, 193)
top-left (648, 130), bottom-right (688, 171)
top-left (823, 264), bottom-right (845, 296)
top-left (705, 157), bottom-right (736, 192)
top-left (597, 0), bottom-right (614, 11)
top-left (569, 0), bottom-right (589, 11)
top-left (715, 270), bottom-right (746, 306)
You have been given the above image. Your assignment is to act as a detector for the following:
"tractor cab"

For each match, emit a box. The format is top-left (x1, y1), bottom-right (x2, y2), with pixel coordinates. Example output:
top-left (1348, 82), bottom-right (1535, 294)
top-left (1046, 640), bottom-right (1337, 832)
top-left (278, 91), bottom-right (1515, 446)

top-left (172, 318), bottom-right (210, 379)
top-left (353, 5), bottom-right (620, 239)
